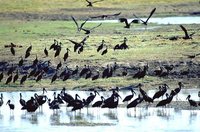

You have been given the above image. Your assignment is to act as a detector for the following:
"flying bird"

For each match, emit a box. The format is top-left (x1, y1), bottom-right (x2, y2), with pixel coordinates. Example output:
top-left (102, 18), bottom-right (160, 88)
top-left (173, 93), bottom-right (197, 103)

top-left (180, 25), bottom-right (195, 39)
top-left (133, 8), bottom-right (156, 26)
top-left (71, 16), bottom-right (89, 32)
top-left (85, 0), bottom-right (104, 7)
top-left (119, 18), bottom-right (138, 28)
top-left (81, 23), bottom-right (102, 34)
top-left (90, 12), bottom-right (121, 19)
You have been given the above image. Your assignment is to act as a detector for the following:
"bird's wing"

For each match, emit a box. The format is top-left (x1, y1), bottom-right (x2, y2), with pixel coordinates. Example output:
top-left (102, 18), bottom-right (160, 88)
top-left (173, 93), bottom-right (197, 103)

top-left (180, 25), bottom-right (189, 38)
top-left (93, 0), bottom-right (104, 4)
top-left (71, 16), bottom-right (79, 31)
top-left (119, 18), bottom-right (129, 26)
top-left (80, 35), bottom-right (89, 43)
top-left (80, 18), bottom-right (89, 30)
top-left (85, 0), bottom-right (90, 4)
top-left (133, 14), bottom-right (145, 23)
top-left (107, 12), bottom-right (121, 17)
top-left (90, 15), bottom-right (103, 19)
top-left (145, 8), bottom-right (156, 23)
top-left (90, 23), bottom-right (102, 30)
top-left (67, 39), bottom-right (79, 45)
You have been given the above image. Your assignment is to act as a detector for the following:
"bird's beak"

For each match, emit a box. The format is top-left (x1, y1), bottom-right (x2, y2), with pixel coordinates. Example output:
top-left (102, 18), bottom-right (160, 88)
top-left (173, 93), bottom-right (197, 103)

top-left (96, 91), bottom-right (100, 96)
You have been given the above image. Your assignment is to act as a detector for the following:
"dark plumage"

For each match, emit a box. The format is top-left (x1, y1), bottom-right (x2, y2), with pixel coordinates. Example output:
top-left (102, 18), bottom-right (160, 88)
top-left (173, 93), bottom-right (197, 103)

top-left (20, 74), bottom-right (27, 85)
top-left (123, 89), bottom-right (136, 102)
top-left (92, 96), bottom-right (104, 107)
top-left (85, 0), bottom-right (104, 7)
top-left (127, 95), bottom-right (143, 109)
top-left (180, 25), bottom-right (194, 39)
top-left (119, 18), bottom-right (137, 28)
top-left (63, 48), bottom-right (70, 61)
top-left (186, 95), bottom-right (197, 107)
top-left (6, 100), bottom-right (15, 110)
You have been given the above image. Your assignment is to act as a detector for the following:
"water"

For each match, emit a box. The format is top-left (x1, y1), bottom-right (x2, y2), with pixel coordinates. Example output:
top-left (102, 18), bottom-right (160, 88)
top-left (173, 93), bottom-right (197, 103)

top-left (88, 16), bottom-right (200, 24)
top-left (0, 89), bottom-right (200, 132)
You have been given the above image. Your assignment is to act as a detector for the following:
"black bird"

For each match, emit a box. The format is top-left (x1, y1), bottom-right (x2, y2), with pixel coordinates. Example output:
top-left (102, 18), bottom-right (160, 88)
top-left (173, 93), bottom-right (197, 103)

top-left (92, 96), bottom-right (104, 107)
top-left (133, 65), bottom-right (148, 79)
top-left (154, 66), bottom-right (163, 76)
top-left (152, 84), bottom-right (169, 100)
top-left (101, 92), bottom-right (121, 109)
top-left (133, 8), bottom-right (156, 26)
top-left (19, 93), bottom-right (26, 108)
top-left (63, 48), bottom-right (70, 61)
top-left (97, 40), bottom-right (105, 52)
top-left (156, 90), bottom-right (176, 107)
top-left (28, 67), bottom-right (37, 78)
top-left (186, 95), bottom-right (197, 108)
top-left (71, 94), bottom-right (84, 111)
top-left (20, 74), bottom-right (27, 85)
top-left (7, 64), bottom-right (15, 75)
top-left (56, 61), bottom-right (62, 70)
top-left (0, 93), bottom-right (3, 109)
top-left (51, 72), bottom-right (57, 83)
top-left (5, 74), bottom-right (12, 84)
top-left (139, 84), bottom-right (153, 103)
top-left (90, 12), bottom-right (121, 19)
top-left (32, 55), bottom-right (38, 67)
top-left (25, 51), bottom-right (30, 59)
top-left (79, 65), bottom-right (89, 77)
top-left (101, 46), bottom-right (108, 55)
top-left (127, 94), bottom-right (143, 109)
top-left (25, 44), bottom-right (32, 58)
top-left (18, 56), bottom-right (24, 67)
top-left (85, 0), bottom-right (104, 7)
top-left (62, 71), bottom-right (71, 81)
top-left (6, 100), bottom-right (15, 111)
top-left (54, 43), bottom-right (62, 57)
top-left (183, 53), bottom-right (200, 59)
top-left (0, 72), bottom-right (3, 82)
top-left (71, 16), bottom-right (89, 32)
top-left (180, 25), bottom-right (194, 39)
top-left (85, 69), bottom-right (92, 79)
top-left (36, 71), bottom-right (44, 82)
top-left (102, 65), bottom-right (110, 78)
top-left (119, 18), bottom-right (137, 28)
top-left (92, 71), bottom-right (100, 80)
top-left (13, 70), bottom-right (19, 83)
top-left (44, 46), bottom-right (48, 57)
top-left (123, 89), bottom-right (136, 103)
top-left (10, 46), bottom-right (15, 56)
top-left (24, 97), bottom-right (39, 112)
top-left (173, 82), bottom-right (184, 99)
top-left (60, 87), bottom-right (74, 104)
top-left (50, 39), bottom-right (57, 50)
top-left (119, 37), bottom-right (128, 49)
top-left (48, 98), bottom-right (60, 111)
top-left (81, 23), bottom-right (102, 34)
top-left (71, 65), bottom-right (79, 76)
top-left (85, 90), bottom-right (99, 106)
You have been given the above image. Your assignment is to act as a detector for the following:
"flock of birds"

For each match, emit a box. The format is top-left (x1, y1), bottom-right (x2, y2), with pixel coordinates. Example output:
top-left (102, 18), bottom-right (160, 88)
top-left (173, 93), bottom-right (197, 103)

top-left (0, 82), bottom-right (200, 114)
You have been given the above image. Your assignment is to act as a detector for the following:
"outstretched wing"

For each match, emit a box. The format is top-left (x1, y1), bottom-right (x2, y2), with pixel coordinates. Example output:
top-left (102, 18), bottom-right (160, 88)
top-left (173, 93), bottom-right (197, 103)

top-left (93, 0), bottom-right (104, 4)
top-left (90, 23), bottom-right (102, 30)
top-left (71, 16), bottom-right (79, 31)
top-left (67, 39), bottom-right (79, 45)
top-left (80, 35), bottom-right (89, 43)
top-left (85, 0), bottom-right (90, 4)
top-left (180, 25), bottom-right (189, 38)
top-left (80, 18), bottom-right (89, 30)
top-left (146, 8), bottom-right (156, 23)
top-left (133, 14), bottom-right (145, 24)
top-left (119, 18), bottom-right (129, 26)
top-left (107, 12), bottom-right (121, 17)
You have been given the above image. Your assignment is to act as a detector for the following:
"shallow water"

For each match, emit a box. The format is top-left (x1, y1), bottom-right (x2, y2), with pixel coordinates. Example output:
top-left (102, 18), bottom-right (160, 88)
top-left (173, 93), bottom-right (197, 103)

top-left (0, 89), bottom-right (200, 132)
top-left (89, 16), bottom-right (200, 24)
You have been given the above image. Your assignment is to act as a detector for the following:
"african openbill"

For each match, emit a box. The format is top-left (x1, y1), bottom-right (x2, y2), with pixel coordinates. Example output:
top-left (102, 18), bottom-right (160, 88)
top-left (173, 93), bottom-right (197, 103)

top-left (85, 90), bottom-right (99, 106)
top-left (19, 93), bottom-right (26, 108)
top-left (36, 71), bottom-right (44, 82)
top-left (5, 74), bottom-right (13, 84)
top-left (56, 61), bottom-right (62, 70)
top-left (85, 0), bottom-right (104, 7)
top-left (50, 39), bottom-right (57, 50)
top-left (152, 84), bottom-right (169, 100)
top-left (173, 82), bottom-right (184, 100)
top-left (133, 8), bottom-right (156, 26)
top-left (133, 65), bottom-right (148, 79)
top-left (18, 56), bottom-right (23, 67)
top-left (24, 97), bottom-right (39, 112)
top-left (6, 100), bottom-right (15, 111)
top-left (10, 45), bottom-right (15, 56)
top-left (85, 69), bottom-right (92, 79)
top-left (97, 40), bottom-right (105, 52)
top-left (180, 25), bottom-right (195, 39)
top-left (20, 74), bottom-right (27, 85)
top-left (101, 45), bottom-right (108, 55)
top-left (186, 95), bottom-right (197, 108)
top-left (119, 18), bottom-right (137, 28)
top-left (156, 90), bottom-right (176, 107)
top-left (13, 70), bottom-right (19, 83)
top-left (63, 48), bottom-right (70, 61)
top-left (92, 71), bottom-right (100, 80)
top-left (71, 66), bottom-right (79, 76)
top-left (51, 71), bottom-right (58, 83)
top-left (60, 87), bottom-right (74, 104)
top-left (92, 96), bottom-right (104, 107)
top-left (127, 94), bottom-right (143, 109)
top-left (101, 92), bottom-right (121, 109)
top-left (123, 89), bottom-right (136, 103)
top-left (139, 84), bottom-right (153, 103)
top-left (44, 46), bottom-right (48, 57)
top-left (79, 65), bottom-right (90, 77)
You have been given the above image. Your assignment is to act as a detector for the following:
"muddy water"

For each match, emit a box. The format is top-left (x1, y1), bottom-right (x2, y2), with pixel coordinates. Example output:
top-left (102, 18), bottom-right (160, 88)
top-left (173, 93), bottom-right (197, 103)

top-left (0, 89), bottom-right (200, 132)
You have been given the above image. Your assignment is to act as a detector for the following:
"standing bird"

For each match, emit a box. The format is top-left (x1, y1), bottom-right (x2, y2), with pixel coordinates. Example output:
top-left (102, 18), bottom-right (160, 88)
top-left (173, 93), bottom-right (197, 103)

top-left (20, 74), bottom-right (27, 85)
top-left (127, 94), bottom-right (143, 109)
top-left (44, 46), bottom-right (48, 57)
top-left (180, 25), bottom-right (194, 39)
top-left (97, 40), bottom-right (105, 52)
top-left (152, 84), bottom-right (169, 100)
top-left (101, 46), bottom-right (108, 55)
top-left (56, 61), bottom-right (62, 70)
top-left (186, 95), bottom-right (197, 108)
top-left (123, 89), bottom-right (136, 103)
top-left (25, 44), bottom-right (32, 58)
top-left (13, 70), bottom-right (19, 83)
top-left (85, 0), bottom-right (104, 7)
top-left (85, 90), bottom-right (99, 106)
top-left (51, 71), bottom-right (57, 83)
top-left (92, 96), bottom-right (104, 107)
top-left (18, 56), bottom-right (24, 67)
top-left (133, 8), bottom-right (156, 27)
top-left (119, 18), bottom-right (137, 28)
top-left (19, 93), bottom-right (26, 108)
top-left (5, 74), bottom-right (13, 84)
top-left (0, 71), bottom-right (3, 82)
top-left (10, 46), bottom-right (15, 56)
top-left (6, 100), bottom-right (15, 111)
top-left (92, 71), bottom-right (100, 80)
top-left (173, 82), bottom-right (184, 100)
top-left (63, 48), bottom-right (70, 61)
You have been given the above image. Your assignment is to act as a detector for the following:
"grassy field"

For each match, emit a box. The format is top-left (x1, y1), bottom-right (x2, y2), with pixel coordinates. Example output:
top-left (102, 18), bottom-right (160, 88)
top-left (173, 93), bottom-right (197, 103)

top-left (0, 0), bottom-right (199, 92)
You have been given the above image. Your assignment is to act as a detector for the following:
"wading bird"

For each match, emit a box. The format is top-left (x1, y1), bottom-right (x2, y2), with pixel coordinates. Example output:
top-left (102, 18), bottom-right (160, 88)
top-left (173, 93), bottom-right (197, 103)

top-left (186, 95), bottom-right (197, 108)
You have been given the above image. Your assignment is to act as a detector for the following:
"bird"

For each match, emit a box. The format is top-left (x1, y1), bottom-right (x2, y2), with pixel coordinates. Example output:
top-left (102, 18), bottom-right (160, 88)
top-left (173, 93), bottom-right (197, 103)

top-left (97, 40), bottom-right (105, 52)
top-left (20, 74), bottom-right (27, 85)
top-left (44, 46), bottom-right (48, 57)
top-left (18, 56), bottom-right (24, 67)
top-left (133, 65), bottom-right (148, 79)
top-left (91, 71), bottom-right (100, 80)
top-left (71, 65), bottom-right (79, 76)
top-left (5, 74), bottom-right (13, 84)
top-left (92, 96), bottom-right (104, 107)
top-left (139, 84), bottom-right (153, 103)
top-left (156, 90), bottom-right (176, 107)
top-left (32, 55), bottom-right (38, 67)
top-left (6, 100), bottom-right (15, 111)
top-left (10, 45), bottom-right (15, 56)
top-left (186, 95), bottom-right (197, 108)
top-left (183, 53), bottom-right (200, 59)
top-left (85, 90), bottom-right (99, 106)
top-left (36, 71), bottom-right (44, 82)
top-left (51, 71), bottom-right (57, 83)
top-left (119, 18), bottom-right (137, 28)
top-left (85, 69), bottom-right (92, 79)
top-left (0, 93), bottom-right (3, 109)
top-left (127, 94), bottom-right (143, 109)
top-left (25, 44), bottom-right (32, 58)
top-left (56, 61), bottom-right (62, 70)
top-left (133, 8), bottom-right (156, 26)
top-left (54, 43), bottom-right (62, 57)
top-left (23, 97), bottom-right (39, 112)
top-left (49, 39), bottom-right (57, 50)
top-left (81, 23), bottom-right (102, 34)
top-left (101, 92), bottom-right (121, 109)
top-left (123, 89), bottom-right (136, 103)
top-left (63, 48), bottom-right (70, 61)
top-left (13, 70), bottom-right (19, 83)
top-left (173, 82), bottom-right (184, 99)
top-left (180, 25), bottom-right (195, 39)
top-left (152, 84), bottom-right (169, 100)
top-left (79, 65), bottom-right (90, 77)
top-left (60, 87), bottom-right (74, 104)
top-left (71, 16), bottom-right (89, 32)
top-left (101, 46), bottom-right (108, 55)
top-left (90, 12), bottom-right (121, 19)
top-left (28, 67), bottom-right (37, 78)
top-left (114, 37), bottom-right (128, 50)
top-left (0, 71), bottom-right (3, 82)
top-left (19, 93), bottom-right (26, 108)
top-left (85, 0), bottom-right (104, 7)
